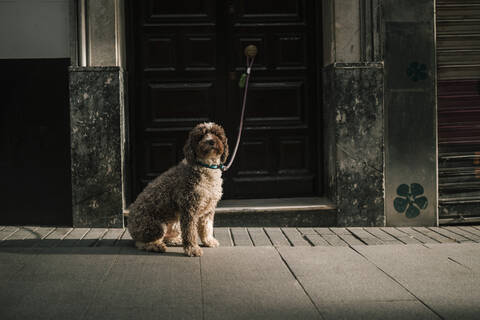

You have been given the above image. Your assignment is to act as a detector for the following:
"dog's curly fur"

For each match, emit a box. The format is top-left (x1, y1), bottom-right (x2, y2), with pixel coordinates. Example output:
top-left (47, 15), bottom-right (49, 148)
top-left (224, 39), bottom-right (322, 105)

top-left (127, 122), bottom-right (228, 257)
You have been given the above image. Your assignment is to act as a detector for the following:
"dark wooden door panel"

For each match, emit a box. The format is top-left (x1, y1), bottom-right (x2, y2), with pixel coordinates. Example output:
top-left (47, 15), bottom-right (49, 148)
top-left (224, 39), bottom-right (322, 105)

top-left (132, 0), bottom-right (223, 191)
top-left (129, 0), bottom-right (320, 199)
top-left (223, 0), bottom-right (317, 198)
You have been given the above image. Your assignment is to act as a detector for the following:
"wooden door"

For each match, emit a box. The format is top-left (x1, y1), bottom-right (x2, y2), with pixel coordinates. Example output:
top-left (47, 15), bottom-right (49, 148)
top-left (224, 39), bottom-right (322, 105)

top-left (128, 0), bottom-right (321, 200)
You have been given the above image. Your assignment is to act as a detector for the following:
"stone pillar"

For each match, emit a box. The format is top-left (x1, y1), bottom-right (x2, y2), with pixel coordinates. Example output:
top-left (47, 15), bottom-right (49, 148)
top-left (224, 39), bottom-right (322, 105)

top-left (70, 67), bottom-right (126, 227)
top-left (323, 0), bottom-right (385, 226)
top-left (69, 0), bottom-right (127, 227)
top-left (383, 0), bottom-right (437, 226)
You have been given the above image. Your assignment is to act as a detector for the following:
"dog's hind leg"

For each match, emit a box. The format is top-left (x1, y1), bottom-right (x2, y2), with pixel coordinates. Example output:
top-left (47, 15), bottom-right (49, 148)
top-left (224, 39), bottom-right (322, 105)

top-left (164, 221), bottom-right (182, 246)
top-left (135, 222), bottom-right (168, 253)
top-left (144, 239), bottom-right (167, 253)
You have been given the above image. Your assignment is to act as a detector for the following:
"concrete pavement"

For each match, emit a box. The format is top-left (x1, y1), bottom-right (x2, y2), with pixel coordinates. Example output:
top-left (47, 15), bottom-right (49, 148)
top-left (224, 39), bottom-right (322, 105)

top-left (1, 226), bottom-right (480, 319)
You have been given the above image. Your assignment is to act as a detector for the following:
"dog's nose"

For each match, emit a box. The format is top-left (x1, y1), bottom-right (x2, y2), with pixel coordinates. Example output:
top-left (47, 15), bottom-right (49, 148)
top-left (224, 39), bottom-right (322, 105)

top-left (207, 139), bottom-right (215, 146)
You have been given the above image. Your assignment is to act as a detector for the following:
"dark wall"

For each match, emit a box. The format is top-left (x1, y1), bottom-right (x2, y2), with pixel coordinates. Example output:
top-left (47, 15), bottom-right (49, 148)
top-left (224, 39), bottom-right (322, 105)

top-left (0, 59), bottom-right (72, 226)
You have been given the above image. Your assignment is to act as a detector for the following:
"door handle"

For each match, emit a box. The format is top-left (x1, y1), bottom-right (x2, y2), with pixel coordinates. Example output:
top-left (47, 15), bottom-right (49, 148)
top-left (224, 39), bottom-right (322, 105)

top-left (228, 2), bottom-right (235, 15)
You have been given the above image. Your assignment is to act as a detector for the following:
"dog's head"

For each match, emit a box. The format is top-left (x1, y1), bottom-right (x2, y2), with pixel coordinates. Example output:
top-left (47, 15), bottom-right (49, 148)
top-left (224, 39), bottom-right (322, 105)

top-left (183, 122), bottom-right (229, 166)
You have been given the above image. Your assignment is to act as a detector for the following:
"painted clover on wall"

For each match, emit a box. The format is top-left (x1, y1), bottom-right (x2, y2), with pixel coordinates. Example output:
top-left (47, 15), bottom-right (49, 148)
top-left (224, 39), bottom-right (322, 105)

top-left (406, 62), bottom-right (428, 82)
top-left (393, 183), bottom-right (428, 218)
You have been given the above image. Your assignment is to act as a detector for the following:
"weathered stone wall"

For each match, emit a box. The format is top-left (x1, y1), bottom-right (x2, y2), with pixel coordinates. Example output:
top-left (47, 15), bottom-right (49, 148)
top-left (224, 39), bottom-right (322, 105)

top-left (324, 63), bottom-right (384, 226)
top-left (322, 0), bottom-right (385, 226)
top-left (69, 67), bottom-right (126, 227)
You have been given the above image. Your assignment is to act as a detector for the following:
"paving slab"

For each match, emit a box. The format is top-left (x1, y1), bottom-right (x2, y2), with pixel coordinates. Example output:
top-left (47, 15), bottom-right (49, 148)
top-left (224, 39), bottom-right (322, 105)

top-left (0, 227), bottom-right (19, 241)
top-left (0, 226), bottom-right (37, 247)
top-left (318, 300), bottom-right (440, 320)
top-left (314, 227), bottom-right (335, 235)
top-left (84, 246), bottom-right (203, 320)
top-left (329, 227), bottom-right (352, 235)
top-left (298, 227), bottom-right (318, 235)
top-left (247, 228), bottom-right (272, 246)
top-left (201, 247), bottom-right (321, 320)
top-left (363, 227), bottom-right (404, 245)
top-left (458, 226), bottom-right (480, 237)
top-left (117, 228), bottom-right (133, 247)
top-left (97, 228), bottom-right (125, 247)
top-left (1, 229), bottom-right (480, 320)
top-left (2, 226), bottom-right (37, 240)
top-left (264, 228), bottom-right (291, 246)
top-left (213, 227), bottom-right (233, 247)
top-left (413, 227), bottom-right (455, 243)
top-left (428, 227), bottom-right (472, 243)
top-left (77, 228), bottom-right (107, 247)
top-left (57, 228), bottom-right (90, 247)
top-left (278, 247), bottom-right (415, 305)
top-left (36, 227), bottom-right (73, 247)
top-left (282, 228), bottom-right (310, 246)
top-left (230, 228), bottom-right (253, 246)
top-left (321, 234), bottom-right (348, 246)
top-left (445, 226), bottom-right (480, 242)
top-left (380, 227), bottom-right (422, 244)
top-left (347, 228), bottom-right (384, 245)
top-left (0, 247), bottom-right (40, 281)
top-left (423, 243), bottom-right (480, 271)
top-left (304, 234), bottom-right (330, 246)
top-left (1, 227), bottom-right (55, 247)
top-left (396, 227), bottom-right (440, 244)
top-left (0, 247), bottom-right (120, 320)
top-left (338, 233), bottom-right (365, 246)
top-left (354, 244), bottom-right (480, 320)
top-left (1, 278), bottom-right (101, 320)
top-left (14, 247), bottom-right (121, 283)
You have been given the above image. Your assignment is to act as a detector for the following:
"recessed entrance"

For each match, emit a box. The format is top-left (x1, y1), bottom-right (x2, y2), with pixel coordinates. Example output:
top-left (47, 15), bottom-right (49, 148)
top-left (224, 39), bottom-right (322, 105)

top-left (127, 0), bottom-right (322, 200)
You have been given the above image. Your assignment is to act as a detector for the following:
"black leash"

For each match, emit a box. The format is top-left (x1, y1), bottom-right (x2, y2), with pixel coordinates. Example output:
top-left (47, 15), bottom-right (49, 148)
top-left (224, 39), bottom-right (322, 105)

top-left (222, 45), bottom-right (257, 172)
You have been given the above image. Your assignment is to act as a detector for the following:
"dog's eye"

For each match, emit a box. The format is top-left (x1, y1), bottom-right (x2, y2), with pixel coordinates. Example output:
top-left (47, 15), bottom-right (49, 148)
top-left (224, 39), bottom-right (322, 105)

top-left (206, 139), bottom-right (215, 146)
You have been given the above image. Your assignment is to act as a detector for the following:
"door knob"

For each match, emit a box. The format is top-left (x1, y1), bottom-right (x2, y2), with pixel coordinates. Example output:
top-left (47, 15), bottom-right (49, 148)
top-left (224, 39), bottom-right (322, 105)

top-left (228, 3), bottom-right (235, 15)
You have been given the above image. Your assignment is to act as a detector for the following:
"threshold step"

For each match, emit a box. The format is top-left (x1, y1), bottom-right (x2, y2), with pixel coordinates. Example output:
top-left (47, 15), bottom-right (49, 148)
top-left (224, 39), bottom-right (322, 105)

top-left (214, 197), bottom-right (336, 227)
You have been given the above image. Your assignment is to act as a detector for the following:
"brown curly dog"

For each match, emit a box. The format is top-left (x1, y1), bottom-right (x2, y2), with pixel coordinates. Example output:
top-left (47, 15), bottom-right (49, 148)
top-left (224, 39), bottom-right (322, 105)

top-left (127, 122), bottom-right (228, 257)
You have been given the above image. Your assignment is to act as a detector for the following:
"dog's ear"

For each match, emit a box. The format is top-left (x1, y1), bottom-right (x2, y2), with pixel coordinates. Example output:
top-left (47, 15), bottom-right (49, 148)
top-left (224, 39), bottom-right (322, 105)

top-left (184, 125), bottom-right (202, 164)
top-left (220, 134), bottom-right (229, 164)
top-left (211, 124), bottom-right (229, 164)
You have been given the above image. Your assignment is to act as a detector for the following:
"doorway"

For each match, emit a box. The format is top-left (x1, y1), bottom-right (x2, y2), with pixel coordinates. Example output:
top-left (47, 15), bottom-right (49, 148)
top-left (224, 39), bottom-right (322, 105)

top-left (127, 0), bottom-right (322, 200)
top-left (0, 59), bottom-right (72, 225)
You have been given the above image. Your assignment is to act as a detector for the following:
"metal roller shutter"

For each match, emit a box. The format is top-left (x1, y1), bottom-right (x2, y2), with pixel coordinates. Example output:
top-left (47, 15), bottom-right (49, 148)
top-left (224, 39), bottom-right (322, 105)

top-left (437, 0), bottom-right (480, 223)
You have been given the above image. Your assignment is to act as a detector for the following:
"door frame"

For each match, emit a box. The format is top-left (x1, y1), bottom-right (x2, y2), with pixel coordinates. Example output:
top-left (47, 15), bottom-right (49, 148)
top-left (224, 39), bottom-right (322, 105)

top-left (124, 0), bottom-right (324, 204)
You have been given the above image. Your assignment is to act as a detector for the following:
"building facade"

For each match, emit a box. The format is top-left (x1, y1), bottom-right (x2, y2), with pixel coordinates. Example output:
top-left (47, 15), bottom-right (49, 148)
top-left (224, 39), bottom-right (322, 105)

top-left (1, 0), bottom-right (478, 227)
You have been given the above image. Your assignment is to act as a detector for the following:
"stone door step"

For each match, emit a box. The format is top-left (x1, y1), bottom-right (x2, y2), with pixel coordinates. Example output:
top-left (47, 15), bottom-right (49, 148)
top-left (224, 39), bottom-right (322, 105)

top-left (214, 197), bottom-right (337, 227)
top-left (124, 197), bottom-right (337, 228)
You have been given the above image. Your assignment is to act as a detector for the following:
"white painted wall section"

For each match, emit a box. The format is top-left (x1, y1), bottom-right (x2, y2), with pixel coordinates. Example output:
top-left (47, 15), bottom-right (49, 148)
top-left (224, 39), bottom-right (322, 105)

top-left (0, 0), bottom-right (70, 58)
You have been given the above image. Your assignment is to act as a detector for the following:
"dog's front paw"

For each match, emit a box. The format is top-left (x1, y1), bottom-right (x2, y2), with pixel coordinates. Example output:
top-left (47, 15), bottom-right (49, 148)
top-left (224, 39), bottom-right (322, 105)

top-left (184, 246), bottom-right (203, 257)
top-left (203, 237), bottom-right (220, 248)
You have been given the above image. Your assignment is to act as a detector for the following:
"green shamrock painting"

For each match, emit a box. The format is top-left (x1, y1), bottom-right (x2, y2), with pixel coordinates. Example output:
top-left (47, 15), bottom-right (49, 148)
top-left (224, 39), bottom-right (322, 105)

top-left (406, 62), bottom-right (428, 82)
top-left (393, 183), bottom-right (428, 218)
